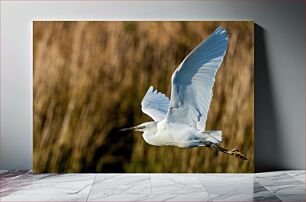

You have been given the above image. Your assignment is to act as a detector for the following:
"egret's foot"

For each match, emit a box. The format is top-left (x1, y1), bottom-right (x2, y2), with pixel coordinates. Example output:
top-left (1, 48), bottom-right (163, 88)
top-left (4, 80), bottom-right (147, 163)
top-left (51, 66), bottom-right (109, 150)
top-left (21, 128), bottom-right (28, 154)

top-left (230, 149), bottom-right (239, 152)
top-left (208, 143), bottom-right (248, 160)
top-left (228, 149), bottom-right (248, 160)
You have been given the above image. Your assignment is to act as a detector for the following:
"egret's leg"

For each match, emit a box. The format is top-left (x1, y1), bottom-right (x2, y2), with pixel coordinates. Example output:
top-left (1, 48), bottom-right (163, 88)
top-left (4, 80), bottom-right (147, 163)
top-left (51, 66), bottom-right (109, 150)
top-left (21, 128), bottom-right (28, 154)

top-left (208, 143), bottom-right (248, 160)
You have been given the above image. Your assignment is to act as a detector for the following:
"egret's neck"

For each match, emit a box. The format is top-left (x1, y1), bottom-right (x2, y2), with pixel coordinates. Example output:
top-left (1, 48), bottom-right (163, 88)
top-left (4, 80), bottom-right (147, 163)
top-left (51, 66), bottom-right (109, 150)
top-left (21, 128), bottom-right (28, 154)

top-left (142, 127), bottom-right (158, 146)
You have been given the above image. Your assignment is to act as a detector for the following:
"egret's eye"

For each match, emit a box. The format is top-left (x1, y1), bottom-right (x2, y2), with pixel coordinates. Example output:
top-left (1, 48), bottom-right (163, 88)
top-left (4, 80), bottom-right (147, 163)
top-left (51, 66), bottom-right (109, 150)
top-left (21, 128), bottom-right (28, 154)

top-left (138, 126), bottom-right (145, 129)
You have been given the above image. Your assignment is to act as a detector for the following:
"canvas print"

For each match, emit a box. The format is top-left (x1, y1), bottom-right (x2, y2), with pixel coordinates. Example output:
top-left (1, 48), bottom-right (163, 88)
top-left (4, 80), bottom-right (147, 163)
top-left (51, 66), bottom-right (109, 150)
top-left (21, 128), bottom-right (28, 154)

top-left (33, 21), bottom-right (254, 173)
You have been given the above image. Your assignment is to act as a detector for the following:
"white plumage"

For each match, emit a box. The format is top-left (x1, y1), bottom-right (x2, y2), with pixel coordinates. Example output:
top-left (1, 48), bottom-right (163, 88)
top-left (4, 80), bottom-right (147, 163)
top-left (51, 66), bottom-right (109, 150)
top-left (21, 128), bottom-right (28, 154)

top-left (167, 26), bottom-right (228, 131)
top-left (141, 86), bottom-right (169, 121)
top-left (141, 26), bottom-right (228, 131)
top-left (120, 26), bottom-right (247, 160)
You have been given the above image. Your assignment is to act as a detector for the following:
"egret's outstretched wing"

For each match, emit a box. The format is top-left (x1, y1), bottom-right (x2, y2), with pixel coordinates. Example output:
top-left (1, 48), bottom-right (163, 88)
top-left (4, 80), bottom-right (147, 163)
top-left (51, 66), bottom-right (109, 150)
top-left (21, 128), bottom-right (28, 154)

top-left (166, 26), bottom-right (228, 131)
top-left (141, 86), bottom-right (170, 121)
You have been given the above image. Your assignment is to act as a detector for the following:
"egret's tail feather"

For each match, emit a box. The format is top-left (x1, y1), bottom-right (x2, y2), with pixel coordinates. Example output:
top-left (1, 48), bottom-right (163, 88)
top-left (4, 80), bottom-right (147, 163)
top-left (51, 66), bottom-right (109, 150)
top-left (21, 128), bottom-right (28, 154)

top-left (202, 130), bottom-right (222, 144)
top-left (209, 143), bottom-right (248, 160)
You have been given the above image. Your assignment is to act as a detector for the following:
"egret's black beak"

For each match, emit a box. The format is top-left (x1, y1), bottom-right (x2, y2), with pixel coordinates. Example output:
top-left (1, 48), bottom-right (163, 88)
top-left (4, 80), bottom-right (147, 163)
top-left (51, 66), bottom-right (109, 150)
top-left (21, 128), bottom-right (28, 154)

top-left (118, 126), bottom-right (137, 132)
top-left (118, 125), bottom-right (144, 132)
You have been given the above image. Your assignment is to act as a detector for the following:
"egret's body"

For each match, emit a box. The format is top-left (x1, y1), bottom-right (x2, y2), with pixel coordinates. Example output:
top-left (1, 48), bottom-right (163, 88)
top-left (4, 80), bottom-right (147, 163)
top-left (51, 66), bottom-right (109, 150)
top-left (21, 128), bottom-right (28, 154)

top-left (120, 26), bottom-right (247, 160)
top-left (144, 121), bottom-right (197, 148)
top-left (142, 120), bottom-right (221, 148)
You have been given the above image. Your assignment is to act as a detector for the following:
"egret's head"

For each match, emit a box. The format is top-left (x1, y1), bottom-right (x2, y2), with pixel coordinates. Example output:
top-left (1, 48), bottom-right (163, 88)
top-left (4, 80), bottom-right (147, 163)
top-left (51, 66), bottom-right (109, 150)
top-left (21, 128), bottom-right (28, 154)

top-left (118, 121), bottom-right (157, 133)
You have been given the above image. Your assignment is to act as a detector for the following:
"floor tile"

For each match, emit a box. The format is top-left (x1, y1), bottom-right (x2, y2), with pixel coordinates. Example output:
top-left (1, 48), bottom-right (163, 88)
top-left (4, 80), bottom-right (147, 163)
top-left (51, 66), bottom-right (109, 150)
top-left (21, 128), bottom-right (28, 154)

top-left (1, 170), bottom-right (305, 202)
top-left (275, 194), bottom-right (306, 202)
top-left (256, 173), bottom-right (305, 195)
top-left (198, 174), bottom-right (254, 195)
top-left (210, 194), bottom-right (281, 201)
top-left (90, 174), bottom-right (151, 195)
top-left (0, 194), bottom-right (88, 201)
top-left (254, 170), bottom-right (298, 179)
top-left (150, 174), bottom-right (207, 195)
top-left (253, 181), bottom-right (272, 194)
top-left (0, 170), bottom-right (8, 175)
top-left (145, 194), bottom-right (211, 202)
top-left (253, 194), bottom-right (282, 201)
top-left (1, 173), bottom-right (96, 196)
top-left (0, 170), bottom-right (30, 178)
top-left (286, 170), bottom-right (305, 183)
top-left (1, 171), bottom-right (41, 196)
top-left (88, 194), bottom-right (211, 201)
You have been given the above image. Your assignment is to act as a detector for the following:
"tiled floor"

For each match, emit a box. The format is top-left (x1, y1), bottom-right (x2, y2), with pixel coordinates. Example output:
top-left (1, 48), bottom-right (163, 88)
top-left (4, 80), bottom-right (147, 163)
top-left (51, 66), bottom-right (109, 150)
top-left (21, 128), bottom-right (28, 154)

top-left (0, 170), bottom-right (305, 201)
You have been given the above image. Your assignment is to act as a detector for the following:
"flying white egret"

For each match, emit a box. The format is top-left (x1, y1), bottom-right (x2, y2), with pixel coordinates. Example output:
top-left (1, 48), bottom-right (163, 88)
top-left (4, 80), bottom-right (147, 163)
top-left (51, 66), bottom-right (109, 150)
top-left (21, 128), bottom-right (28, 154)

top-left (120, 26), bottom-right (247, 160)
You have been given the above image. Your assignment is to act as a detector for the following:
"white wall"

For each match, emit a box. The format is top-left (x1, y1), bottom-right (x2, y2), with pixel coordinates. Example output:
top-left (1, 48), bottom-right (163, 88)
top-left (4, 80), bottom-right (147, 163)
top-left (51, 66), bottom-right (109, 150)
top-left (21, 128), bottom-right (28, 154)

top-left (1, 0), bottom-right (305, 171)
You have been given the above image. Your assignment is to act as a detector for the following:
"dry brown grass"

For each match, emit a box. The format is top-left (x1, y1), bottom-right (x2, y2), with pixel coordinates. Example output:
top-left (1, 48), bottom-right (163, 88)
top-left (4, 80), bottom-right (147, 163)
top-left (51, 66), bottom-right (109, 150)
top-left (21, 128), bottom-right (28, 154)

top-left (33, 21), bottom-right (254, 173)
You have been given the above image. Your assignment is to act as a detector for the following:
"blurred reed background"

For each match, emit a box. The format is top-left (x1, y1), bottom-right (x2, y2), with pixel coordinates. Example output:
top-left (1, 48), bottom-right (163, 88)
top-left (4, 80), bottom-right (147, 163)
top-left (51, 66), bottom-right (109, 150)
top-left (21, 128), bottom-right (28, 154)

top-left (33, 21), bottom-right (254, 173)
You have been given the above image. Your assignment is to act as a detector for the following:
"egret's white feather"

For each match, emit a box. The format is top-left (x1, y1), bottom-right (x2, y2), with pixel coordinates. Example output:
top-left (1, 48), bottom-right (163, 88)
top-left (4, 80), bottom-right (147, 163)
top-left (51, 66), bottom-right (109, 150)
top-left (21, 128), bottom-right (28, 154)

top-left (141, 86), bottom-right (170, 121)
top-left (201, 130), bottom-right (222, 144)
top-left (122, 27), bottom-right (248, 159)
top-left (166, 26), bottom-right (229, 131)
